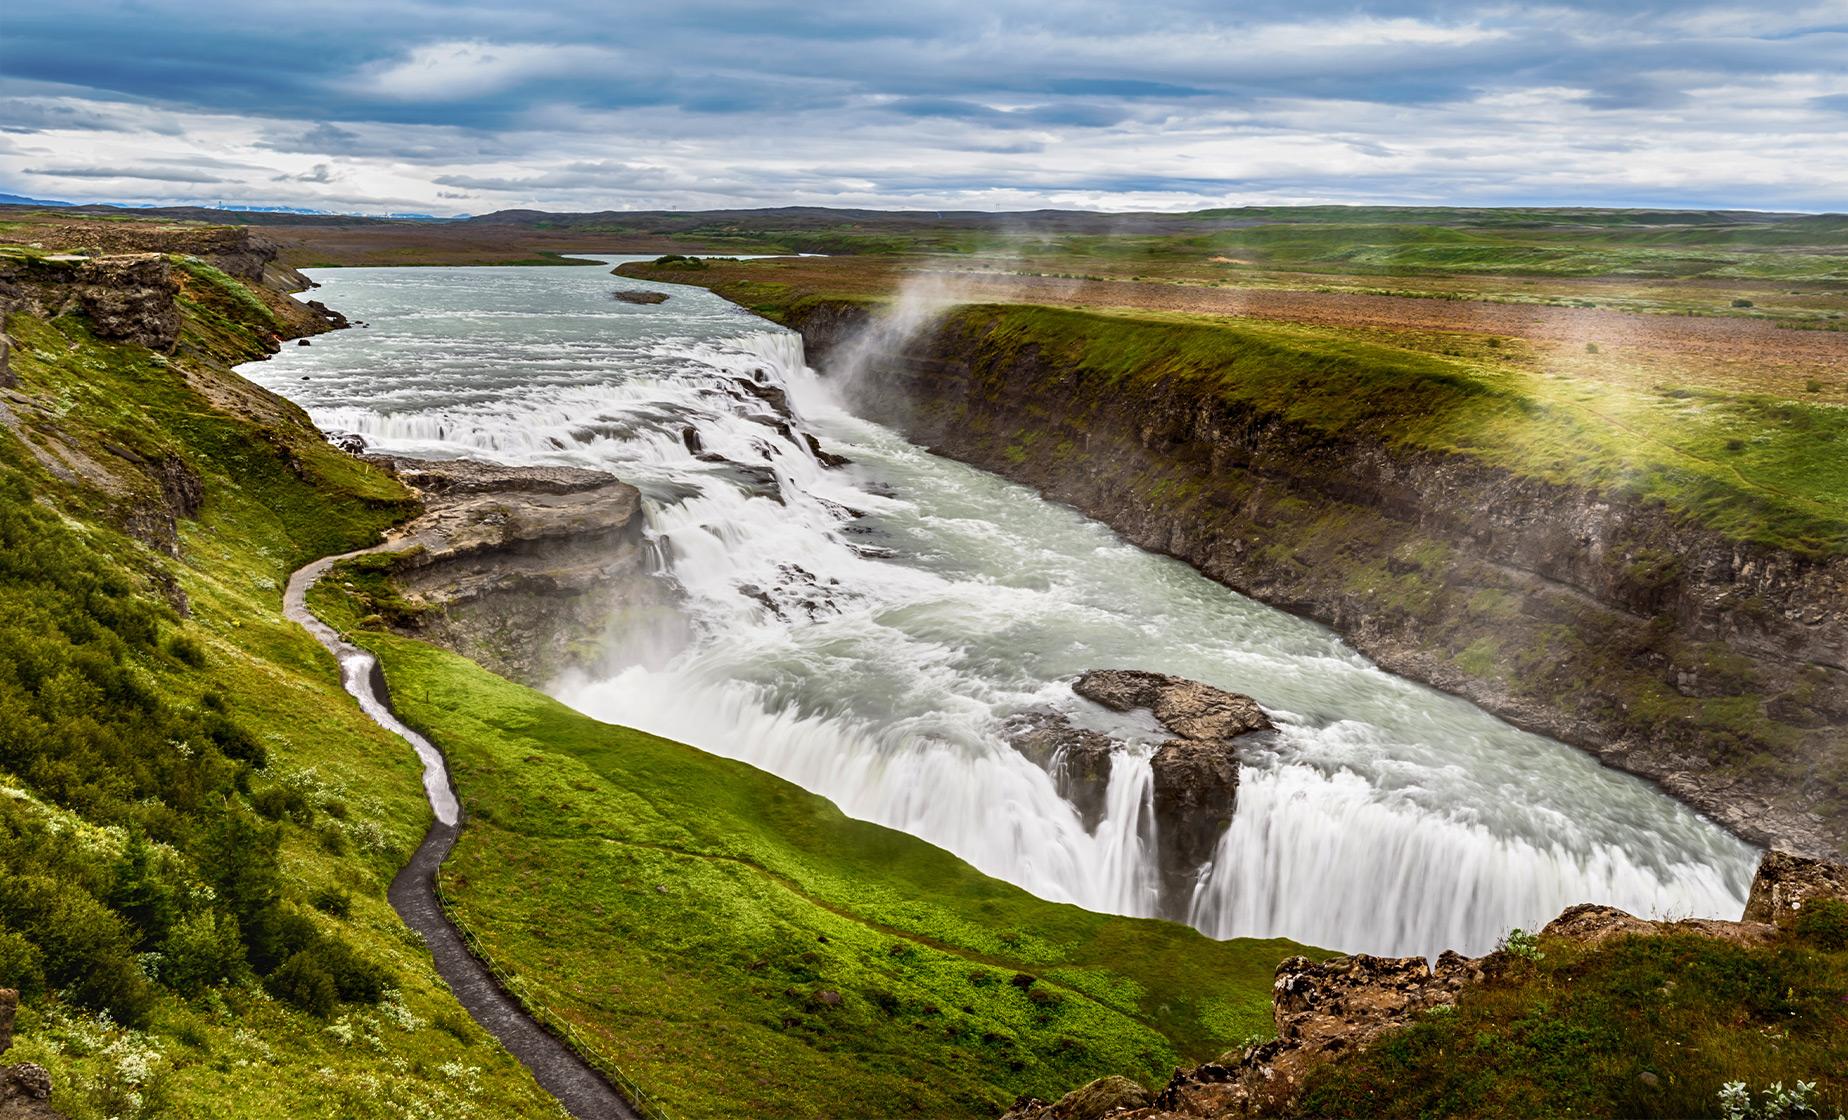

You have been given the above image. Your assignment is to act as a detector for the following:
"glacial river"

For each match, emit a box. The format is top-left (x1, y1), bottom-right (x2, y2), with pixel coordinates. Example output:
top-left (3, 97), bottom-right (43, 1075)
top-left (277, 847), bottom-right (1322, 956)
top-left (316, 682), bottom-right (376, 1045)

top-left (242, 258), bottom-right (1757, 956)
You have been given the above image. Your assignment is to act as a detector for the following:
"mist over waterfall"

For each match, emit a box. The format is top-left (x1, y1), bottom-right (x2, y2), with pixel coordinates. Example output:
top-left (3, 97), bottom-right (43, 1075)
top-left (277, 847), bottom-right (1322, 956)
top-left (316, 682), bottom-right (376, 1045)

top-left (244, 260), bottom-right (1758, 957)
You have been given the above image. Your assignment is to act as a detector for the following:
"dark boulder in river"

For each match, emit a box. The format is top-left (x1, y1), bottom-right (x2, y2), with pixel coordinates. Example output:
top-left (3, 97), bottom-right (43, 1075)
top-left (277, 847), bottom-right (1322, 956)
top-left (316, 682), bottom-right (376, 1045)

top-left (1009, 670), bottom-right (1272, 917)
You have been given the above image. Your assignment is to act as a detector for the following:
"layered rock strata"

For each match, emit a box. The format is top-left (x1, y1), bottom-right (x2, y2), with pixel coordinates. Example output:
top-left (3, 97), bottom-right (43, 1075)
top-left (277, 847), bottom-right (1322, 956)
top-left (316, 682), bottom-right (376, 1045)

top-left (356, 456), bottom-right (659, 686)
top-left (773, 299), bottom-right (1847, 860)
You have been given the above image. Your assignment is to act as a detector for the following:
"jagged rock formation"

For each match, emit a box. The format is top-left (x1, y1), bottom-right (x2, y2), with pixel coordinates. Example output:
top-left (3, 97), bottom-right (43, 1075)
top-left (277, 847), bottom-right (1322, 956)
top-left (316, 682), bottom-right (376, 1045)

top-left (0, 990), bottom-right (60, 1120)
top-left (774, 299), bottom-right (1847, 860)
top-left (999, 850), bottom-right (1848, 1120)
top-left (1742, 849), bottom-right (1848, 925)
top-left (1002, 1075), bottom-right (1152, 1120)
top-left (1011, 670), bottom-right (1272, 915)
top-left (358, 456), bottom-right (660, 686)
top-left (0, 253), bottom-right (180, 350)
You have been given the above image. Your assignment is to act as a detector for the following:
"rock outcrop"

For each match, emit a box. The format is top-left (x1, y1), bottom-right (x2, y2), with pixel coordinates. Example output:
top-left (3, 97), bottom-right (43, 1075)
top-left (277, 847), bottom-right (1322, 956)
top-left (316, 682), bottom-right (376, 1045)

top-left (998, 849), bottom-right (1848, 1120)
top-left (613, 289), bottom-right (669, 304)
top-left (1002, 1075), bottom-right (1153, 1120)
top-left (1076, 670), bottom-right (1273, 740)
top-left (0, 990), bottom-right (60, 1120)
top-left (360, 456), bottom-right (660, 686)
top-left (0, 253), bottom-right (181, 350)
top-left (1011, 670), bottom-right (1271, 915)
top-left (1742, 849), bottom-right (1848, 925)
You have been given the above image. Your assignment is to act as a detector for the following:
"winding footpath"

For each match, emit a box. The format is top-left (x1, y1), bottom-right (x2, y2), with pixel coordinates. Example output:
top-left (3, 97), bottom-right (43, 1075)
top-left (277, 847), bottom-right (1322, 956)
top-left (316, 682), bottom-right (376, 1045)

top-left (284, 546), bottom-right (642, 1120)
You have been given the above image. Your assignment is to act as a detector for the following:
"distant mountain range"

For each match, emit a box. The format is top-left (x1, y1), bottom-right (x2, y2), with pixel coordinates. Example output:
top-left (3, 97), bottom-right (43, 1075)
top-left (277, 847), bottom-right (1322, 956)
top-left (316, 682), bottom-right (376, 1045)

top-left (0, 191), bottom-right (460, 221)
top-left (0, 192), bottom-right (74, 207)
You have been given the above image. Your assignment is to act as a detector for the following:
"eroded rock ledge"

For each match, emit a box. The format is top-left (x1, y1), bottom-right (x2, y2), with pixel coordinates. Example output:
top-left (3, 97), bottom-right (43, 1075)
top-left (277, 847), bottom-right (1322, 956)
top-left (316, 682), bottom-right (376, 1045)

top-left (1000, 850), bottom-right (1848, 1120)
top-left (1010, 670), bottom-right (1272, 916)
top-left (354, 455), bottom-right (657, 686)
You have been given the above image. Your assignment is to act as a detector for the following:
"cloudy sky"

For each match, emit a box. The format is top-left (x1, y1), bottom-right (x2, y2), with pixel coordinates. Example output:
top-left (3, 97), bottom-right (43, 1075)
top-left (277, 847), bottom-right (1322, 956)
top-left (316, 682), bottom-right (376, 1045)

top-left (2, 1), bottom-right (1845, 215)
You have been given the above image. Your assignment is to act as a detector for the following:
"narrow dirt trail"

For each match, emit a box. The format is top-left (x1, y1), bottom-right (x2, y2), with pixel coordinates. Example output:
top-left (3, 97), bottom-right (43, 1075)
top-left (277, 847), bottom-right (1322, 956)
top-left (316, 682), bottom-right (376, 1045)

top-left (284, 547), bottom-right (642, 1120)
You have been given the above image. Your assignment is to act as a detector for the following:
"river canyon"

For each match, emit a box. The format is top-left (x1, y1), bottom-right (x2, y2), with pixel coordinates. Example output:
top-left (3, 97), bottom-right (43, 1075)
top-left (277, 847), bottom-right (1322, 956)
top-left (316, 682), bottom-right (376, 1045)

top-left (240, 258), bottom-right (1757, 959)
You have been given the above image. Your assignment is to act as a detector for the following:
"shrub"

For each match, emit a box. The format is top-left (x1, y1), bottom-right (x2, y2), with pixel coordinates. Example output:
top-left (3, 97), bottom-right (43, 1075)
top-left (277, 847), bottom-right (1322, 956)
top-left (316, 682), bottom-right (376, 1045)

top-left (308, 936), bottom-right (387, 1004)
top-left (1793, 898), bottom-right (1848, 952)
top-left (1732, 298), bottom-right (1755, 308)
top-left (1501, 928), bottom-right (1545, 963)
top-left (1718, 1079), bottom-right (1824, 1120)
top-left (267, 951), bottom-right (338, 1017)
top-left (0, 928), bottom-right (46, 999)
top-left (165, 632), bottom-right (207, 668)
top-left (159, 910), bottom-right (244, 994)
top-left (310, 888), bottom-right (351, 919)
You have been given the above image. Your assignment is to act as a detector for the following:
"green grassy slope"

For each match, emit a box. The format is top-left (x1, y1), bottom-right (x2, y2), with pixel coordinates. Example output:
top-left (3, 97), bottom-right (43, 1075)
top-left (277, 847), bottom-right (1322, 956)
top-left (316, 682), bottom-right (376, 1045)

top-left (939, 303), bottom-right (1848, 556)
top-left (309, 617), bottom-right (1307, 1120)
top-left (1291, 910), bottom-right (1848, 1119)
top-left (0, 285), bottom-right (564, 1117)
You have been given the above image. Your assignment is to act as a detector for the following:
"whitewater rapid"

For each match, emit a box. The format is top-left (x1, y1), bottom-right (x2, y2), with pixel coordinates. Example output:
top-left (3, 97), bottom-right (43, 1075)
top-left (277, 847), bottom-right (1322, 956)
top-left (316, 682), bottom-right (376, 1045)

top-left (243, 259), bottom-right (1757, 956)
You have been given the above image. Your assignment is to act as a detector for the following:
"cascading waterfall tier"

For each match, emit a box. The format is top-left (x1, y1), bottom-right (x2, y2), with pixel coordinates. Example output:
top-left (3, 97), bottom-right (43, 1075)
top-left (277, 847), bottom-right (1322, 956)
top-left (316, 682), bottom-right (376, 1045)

top-left (241, 259), bottom-right (1757, 957)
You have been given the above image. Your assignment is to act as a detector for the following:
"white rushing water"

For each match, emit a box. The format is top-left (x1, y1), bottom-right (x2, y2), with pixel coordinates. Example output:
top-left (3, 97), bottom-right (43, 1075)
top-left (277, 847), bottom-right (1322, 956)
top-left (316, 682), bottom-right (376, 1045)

top-left (243, 259), bottom-right (1758, 956)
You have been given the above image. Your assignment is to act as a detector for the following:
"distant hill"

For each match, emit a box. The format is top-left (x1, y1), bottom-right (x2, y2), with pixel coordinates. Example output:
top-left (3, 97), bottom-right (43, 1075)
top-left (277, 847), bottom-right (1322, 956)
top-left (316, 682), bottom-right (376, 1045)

top-left (0, 192), bottom-right (73, 207)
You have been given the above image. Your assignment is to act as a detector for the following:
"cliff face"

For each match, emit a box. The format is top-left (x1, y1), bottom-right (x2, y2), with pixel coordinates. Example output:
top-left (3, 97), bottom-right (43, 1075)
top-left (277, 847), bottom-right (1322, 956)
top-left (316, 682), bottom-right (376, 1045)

top-left (784, 300), bottom-right (1847, 859)
top-left (352, 456), bottom-right (656, 687)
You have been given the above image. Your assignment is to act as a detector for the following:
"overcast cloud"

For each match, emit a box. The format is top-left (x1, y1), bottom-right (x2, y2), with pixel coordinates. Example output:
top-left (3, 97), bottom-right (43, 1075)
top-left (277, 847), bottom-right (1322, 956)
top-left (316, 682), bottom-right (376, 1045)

top-left (2, 1), bottom-right (1844, 214)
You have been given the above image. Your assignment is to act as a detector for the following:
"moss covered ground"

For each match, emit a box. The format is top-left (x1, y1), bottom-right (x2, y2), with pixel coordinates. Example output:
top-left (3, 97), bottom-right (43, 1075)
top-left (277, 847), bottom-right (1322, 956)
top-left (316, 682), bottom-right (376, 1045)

top-left (300, 609), bottom-right (1308, 1119)
top-left (0, 279), bottom-right (563, 1117)
top-left (934, 303), bottom-right (1848, 557)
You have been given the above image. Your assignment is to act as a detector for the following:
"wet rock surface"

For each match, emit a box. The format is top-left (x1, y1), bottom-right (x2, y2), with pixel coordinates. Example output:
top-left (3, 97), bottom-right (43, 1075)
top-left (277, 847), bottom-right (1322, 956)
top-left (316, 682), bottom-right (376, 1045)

top-left (1006, 712), bottom-right (1118, 830)
top-left (1009, 670), bottom-right (1270, 915)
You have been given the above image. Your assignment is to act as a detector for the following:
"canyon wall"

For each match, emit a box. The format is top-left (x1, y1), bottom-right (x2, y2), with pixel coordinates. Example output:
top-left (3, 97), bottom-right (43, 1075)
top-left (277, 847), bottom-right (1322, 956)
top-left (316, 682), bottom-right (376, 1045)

top-left (783, 300), bottom-right (1847, 859)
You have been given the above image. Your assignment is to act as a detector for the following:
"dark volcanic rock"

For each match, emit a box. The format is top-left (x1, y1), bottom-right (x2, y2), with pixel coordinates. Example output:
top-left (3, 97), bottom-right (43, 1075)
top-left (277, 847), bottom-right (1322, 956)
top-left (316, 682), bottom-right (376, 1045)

top-left (76, 255), bottom-right (180, 350)
top-left (304, 299), bottom-right (348, 328)
top-left (1073, 670), bottom-right (1269, 903)
top-left (1150, 738), bottom-right (1241, 893)
top-left (803, 431), bottom-right (850, 468)
top-left (613, 289), bottom-right (670, 304)
top-left (734, 377), bottom-right (792, 418)
top-left (1006, 712), bottom-right (1117, 830)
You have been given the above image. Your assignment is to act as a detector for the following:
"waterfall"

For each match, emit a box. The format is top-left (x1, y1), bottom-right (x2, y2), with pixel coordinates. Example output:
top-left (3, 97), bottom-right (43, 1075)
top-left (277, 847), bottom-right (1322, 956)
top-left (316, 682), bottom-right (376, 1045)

top-left (244, 260), bottom-right (1758, 958)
